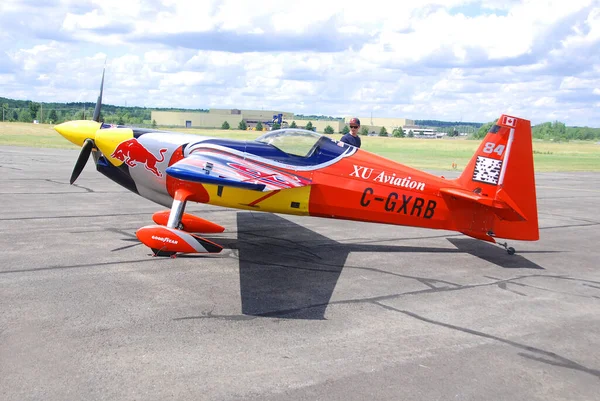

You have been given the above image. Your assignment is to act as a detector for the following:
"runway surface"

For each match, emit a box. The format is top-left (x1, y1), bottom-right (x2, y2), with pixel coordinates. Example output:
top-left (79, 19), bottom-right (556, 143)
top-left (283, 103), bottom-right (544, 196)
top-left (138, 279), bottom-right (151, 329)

top-left (1, 146), bottom-right (599, 400)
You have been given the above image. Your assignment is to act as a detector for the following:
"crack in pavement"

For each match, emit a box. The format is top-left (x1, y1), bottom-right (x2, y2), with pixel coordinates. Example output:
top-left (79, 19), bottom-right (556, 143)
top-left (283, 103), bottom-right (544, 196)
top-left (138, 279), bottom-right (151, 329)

top-left (0, 164), bottom-right (23, 171)
top-left (44, 178), bottom-right (95, 193)
top-left (0, 212), bottom-right (153, 221)
top-left (372, 302), bottom-right (600, 380)
top-left (484, 275), bottom-right (600, 298)
top-left (0, 258), bottom-right (168, 274)
top-left (175, 274), bottom-right (597, 321)
top-left (225, 254), bottom-right (464, 288)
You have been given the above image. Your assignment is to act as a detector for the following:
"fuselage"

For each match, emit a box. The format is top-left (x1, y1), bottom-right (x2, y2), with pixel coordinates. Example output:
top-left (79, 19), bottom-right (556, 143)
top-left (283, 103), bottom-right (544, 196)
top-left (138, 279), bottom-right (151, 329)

top-left (88, 126), bottom-right (460, 233)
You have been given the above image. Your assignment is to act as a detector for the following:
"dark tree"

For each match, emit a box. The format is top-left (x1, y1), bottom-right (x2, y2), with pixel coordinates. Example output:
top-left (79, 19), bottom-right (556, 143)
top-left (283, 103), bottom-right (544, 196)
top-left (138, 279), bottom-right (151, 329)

top-left (392, 127), bottom-right (405, 138)
top-left (29, 102), bottom-right (40, 120)
top-left (48, 109), bottom-right (58, 123)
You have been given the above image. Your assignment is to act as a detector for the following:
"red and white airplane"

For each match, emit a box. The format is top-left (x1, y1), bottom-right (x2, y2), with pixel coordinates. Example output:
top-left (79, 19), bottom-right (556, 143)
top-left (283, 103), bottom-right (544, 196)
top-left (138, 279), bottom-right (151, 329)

top-left (55, 70), bottom-right (538, 257)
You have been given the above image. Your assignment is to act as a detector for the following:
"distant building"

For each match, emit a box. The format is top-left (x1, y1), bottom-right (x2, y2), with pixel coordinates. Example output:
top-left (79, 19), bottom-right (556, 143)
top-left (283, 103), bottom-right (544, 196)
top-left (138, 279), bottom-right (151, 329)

top-left (403, 125), bottom-right (438, 138)
top-left (151, 109), bottom-right (293, 130)
top-left (347, 117), bottom-right (415, 133)
top-left (290, 119), bottom-right (343, 133)
top-left (151, 109), bottom-right (408, 135)
top-left (289, 119), bottom-right (384, 134)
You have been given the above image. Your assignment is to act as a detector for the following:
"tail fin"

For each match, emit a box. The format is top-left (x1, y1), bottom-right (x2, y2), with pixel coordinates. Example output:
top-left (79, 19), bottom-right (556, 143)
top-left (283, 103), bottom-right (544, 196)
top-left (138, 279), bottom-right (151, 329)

top-left (444, 115), bottom-right (539, 242)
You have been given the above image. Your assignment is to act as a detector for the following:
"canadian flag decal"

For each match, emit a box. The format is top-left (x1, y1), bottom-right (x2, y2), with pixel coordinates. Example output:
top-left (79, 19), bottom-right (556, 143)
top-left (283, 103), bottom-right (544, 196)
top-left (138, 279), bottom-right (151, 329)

top-left (502, 116), bottom-right (516, 127)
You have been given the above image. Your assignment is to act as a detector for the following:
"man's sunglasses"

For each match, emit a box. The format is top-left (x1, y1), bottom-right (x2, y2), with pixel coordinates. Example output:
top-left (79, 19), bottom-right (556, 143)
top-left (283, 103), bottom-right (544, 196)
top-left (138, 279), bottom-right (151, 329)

top-left (350, 125), bottom-right (359, 129)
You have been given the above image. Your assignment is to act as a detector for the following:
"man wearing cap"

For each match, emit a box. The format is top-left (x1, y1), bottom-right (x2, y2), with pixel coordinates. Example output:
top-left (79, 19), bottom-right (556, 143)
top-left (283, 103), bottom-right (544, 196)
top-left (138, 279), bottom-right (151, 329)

top-left (340, 117), bottom-right (362, 148)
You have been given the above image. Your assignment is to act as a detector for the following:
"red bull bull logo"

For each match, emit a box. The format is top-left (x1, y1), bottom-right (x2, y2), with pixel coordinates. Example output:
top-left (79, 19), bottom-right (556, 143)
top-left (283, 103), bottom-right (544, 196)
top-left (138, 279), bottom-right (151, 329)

top-left (111, 138), bottom-right (167, 177)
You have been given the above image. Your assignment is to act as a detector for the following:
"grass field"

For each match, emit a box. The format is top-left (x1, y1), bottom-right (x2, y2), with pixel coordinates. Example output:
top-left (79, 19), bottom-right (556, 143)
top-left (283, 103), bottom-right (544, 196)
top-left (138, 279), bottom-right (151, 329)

top-left (1, 122), bottom-right (599, 172)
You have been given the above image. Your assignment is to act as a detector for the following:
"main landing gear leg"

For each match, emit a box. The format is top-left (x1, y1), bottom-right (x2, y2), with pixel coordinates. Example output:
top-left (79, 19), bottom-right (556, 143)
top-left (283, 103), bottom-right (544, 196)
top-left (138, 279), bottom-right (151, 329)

top-left (167, 195), bottom-right (187, 231)
top-left (153, 189), bottom-right (192, 258)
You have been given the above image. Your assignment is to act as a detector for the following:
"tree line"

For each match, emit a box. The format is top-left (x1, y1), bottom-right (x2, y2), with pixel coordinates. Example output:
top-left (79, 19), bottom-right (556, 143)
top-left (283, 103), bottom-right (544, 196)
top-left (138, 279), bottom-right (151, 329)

top-left (415, 120), bottom-right (481, 135)
top-left (474, 120), bottom-right (600, 141)
top-left (0, 97), bottom-right (208, 126)
top-left (415, 120), bottom-right (482, 128)
top-left (295, 114), bottom-right (344, 121)
top-left (3, 96), bottom-right (599, 141)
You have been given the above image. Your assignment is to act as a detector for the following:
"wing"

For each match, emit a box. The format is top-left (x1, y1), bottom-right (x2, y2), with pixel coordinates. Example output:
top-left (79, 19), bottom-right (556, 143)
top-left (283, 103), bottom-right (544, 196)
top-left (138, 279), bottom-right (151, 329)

top-left (165, 150), bottom-right (310, 191)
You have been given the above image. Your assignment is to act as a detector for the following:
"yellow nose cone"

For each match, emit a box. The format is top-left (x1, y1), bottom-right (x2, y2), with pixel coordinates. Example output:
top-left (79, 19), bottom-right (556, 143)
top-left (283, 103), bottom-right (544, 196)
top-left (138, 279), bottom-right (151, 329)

top-left (54, 120), bottom-right (102, 147)
top-left (95, 128), bottom-right (134, 166)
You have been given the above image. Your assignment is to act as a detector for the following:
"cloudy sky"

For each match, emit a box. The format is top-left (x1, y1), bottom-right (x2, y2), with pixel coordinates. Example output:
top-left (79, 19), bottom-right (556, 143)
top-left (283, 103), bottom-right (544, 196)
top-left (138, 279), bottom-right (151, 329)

top-left (1, 0), bottom-right (599, 126)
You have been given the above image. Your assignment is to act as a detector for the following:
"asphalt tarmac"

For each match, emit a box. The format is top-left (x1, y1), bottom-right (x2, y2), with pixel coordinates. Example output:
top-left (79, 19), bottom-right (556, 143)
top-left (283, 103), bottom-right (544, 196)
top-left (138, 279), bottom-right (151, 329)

top-left (1, 146), bottom-right (599, 401)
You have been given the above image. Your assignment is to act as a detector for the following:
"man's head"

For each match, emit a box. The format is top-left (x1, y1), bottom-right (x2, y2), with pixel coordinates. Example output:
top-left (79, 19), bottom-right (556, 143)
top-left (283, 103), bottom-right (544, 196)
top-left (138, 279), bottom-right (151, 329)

top-left (349, 117), bottom-right (360, 134)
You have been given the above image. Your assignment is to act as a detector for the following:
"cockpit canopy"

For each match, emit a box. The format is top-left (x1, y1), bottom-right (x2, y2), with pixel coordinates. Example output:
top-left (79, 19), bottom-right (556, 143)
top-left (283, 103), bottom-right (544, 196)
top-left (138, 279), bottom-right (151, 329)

top-left (255, 129), bottom-right (324, 158)
top-left (190, 128), bottom-right (356, 168)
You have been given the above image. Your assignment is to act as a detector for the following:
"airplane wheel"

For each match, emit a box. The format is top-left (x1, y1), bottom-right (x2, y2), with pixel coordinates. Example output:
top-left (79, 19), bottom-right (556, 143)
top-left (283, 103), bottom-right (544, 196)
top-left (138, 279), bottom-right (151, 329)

top-left (151, 248), bottom-right (177, 257)
top-left (507, 247), bottom-right (515, 255)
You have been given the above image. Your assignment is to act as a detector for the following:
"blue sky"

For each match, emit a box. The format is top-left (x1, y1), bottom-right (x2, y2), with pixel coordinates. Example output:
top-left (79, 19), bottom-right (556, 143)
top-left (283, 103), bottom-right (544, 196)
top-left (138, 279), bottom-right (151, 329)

top-left (1, 0), bottom-right (599, 126)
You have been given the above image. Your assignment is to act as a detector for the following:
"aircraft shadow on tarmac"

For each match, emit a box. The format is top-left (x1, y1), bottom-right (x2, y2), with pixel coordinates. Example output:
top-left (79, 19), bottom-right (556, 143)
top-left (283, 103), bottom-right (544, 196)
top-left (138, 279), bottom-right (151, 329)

top-left (194, 212), bottom-right (548, 320)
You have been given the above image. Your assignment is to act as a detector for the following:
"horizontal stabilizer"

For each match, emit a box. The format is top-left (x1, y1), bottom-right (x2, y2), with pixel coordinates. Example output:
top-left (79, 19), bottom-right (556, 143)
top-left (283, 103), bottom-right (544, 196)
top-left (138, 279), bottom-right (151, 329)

top-left (166, 165), bottom-right (266, 191)
top-left (440, 187), bottom-right (526, 222)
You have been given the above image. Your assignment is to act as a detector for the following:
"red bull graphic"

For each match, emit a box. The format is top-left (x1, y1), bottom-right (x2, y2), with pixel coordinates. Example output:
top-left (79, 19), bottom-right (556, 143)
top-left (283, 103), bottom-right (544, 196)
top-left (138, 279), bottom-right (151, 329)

top-left (226, 162), bottom-right (306, 188)
top-left (111, 138), bottom-right (167, 177)
top-left (176, 149), bottom-right (312, 190)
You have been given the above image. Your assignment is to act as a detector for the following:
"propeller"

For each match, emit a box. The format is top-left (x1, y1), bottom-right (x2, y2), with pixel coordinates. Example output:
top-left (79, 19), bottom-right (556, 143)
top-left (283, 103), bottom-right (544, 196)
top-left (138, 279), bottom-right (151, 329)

top-left (92, 66), bottom-right (105, 123)
top-left (70, 138), bottom-right (95, 184)
top-left (68, 64), bottom-right (105, 184)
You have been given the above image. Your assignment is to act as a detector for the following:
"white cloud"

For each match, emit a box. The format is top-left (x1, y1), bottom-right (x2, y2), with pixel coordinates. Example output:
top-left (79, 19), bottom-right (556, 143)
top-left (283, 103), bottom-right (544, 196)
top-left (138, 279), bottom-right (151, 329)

top-left (160, 71), bottom-right (211, 86)
top-left (0, 74), bottom-right (16, 84)
top-left (560, 76), bottom-right (599, 89)
top-left (1, 0), bottom-right (599, 126)
top-left (8, 42), bottom-right (67, 72)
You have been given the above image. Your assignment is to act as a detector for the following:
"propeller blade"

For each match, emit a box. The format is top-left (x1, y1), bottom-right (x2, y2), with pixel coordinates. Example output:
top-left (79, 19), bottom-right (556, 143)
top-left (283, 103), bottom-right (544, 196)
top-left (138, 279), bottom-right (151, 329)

top-left (92, 66), bottom-right (105, 123)
top-left (70, 138), bottom-right (95, 184)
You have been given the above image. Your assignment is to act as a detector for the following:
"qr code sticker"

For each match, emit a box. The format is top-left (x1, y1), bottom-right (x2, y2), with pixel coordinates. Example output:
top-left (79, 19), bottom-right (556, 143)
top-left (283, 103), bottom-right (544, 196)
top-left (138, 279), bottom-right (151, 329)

top-left (472, 156), bottom-right (502, 185)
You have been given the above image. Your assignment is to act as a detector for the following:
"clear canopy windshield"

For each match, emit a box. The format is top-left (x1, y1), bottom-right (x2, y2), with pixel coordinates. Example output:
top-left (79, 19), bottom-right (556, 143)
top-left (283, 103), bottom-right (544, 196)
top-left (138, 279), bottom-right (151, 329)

top-left (255, 129), bottom-right (323, 157)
